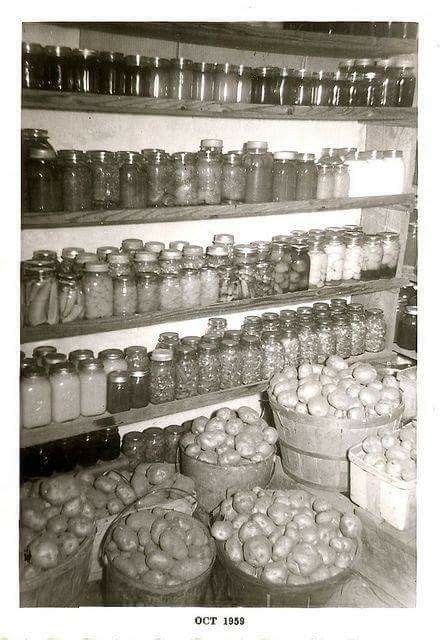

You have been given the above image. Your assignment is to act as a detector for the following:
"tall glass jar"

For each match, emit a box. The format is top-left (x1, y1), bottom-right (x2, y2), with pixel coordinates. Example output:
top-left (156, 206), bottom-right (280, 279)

top-left (296, 153), bottom-right (318, 200)
top-left (219, 338), bottom-right (241, 388)
top-left (206, 244), bottom-right (229, 269)
top-left (332, 315), bottom-right (352, 358)
top-left (124, 55), bottom-right (151, 96)
top-left (107, 371), bottom-right (130, 414)
top-left (261, 312), bottom-right (280, 333)
top-left (269, 241), bottom-right (290, 293)
top-left (316, 164), bottom-right (335, 199)
top-left (118, 151), bottom-right (146, 208)
top-left (182, 245), bottom-right (205, 270)
top-left (49, 362), bottom-right (81, 423)
top-left (324, 232), bottom-right (346, 284)
top-left (237, 65), bottom-right (253, 103)
top-left (330, 69), bottom-right (351, 106)
top-left (234, 244), bottom-right (258, 299)
top-left (364, 308), bottom-right (387, 352)
top-left (251, 67), bottom-right (271, 104)
top-left (78, 359), bottom-right (107, 416)
top-left (298, 317), bottom-right (319, 363)
top-left (181, 268), bottom-right (202, 309)
top-left (149, 348), bottom-right (175, 404)
top-left (159, 274), bottom-right (182, 311)
top-left (58, 149), bottom-right (92, 212)
top-left (82, 262), bottom-right (113, 319)
top-left (353, 61), bottom-right (381, 106)
top-left (171, 152), bottom-right (199, 206)
top-left (272, 152), bottom-right (297, 201)
top-left (261, 331), bottom-right (285, 380)
top-left (129, 370), bottom-right (150, 409)
top-left (292, 69), bottom-right (314, 105)
top-left (333, 164), bottom-right (350, 198)
top-left (342, 232), bottom-right (364, 281)
top-left (27, 146), bottom-right (60, 213)
top-left (169, 58), bottom-right (193, 100)
top-left (254, 261), bottom-right (273, 297)
top-left (20, 367), bottom-right (51, 429)
top-left (148, 58), bottom-right (170, 98)
top-left (58, 273), bottom-right (85, 323)
top-left (395, 67), bottom-right (416, 107)
top-left (22, 128), bottom-right (56, 212)
top-left (361, 234), bottom-right (384, 280)
top-left (159, 249), bottom-right (182, 275)
top-left (311, 70), bottom-right (333, 106)
top-left (112, 261), bottom-right (136, 317)
top-left (174, 344), bottom-right (198, 399)
top-left (196, 149), bottom-right (222, 204)
top-left (197, 341), bottom-right (220, 394)
top-left (214, 63), bottom-right (239, 102)
top-left (69, 348), bottom-right (94, 370)
top-left (243, 141), bottom-right (273, 203)
top-left (200, 266), bottom-right (220, 306)
top-left (380, 231), bottom-right (400, 277)
top-left (144, 150), bottom-right (171, 207)
top-left (24, 265), bottom-right (59, 327)
top-left (347, 304), bottom-right (367, 356)
top-left (376, 62), bottom-right (399, 107)
top-left (22, 43), bottom-right (45, 90)
top-left (240, 335), bottom-right (263, 384)
top-left (72, 49), bottom-right (99, 93)
top-left (308, 239), bottom-right (327, 288)
top-left (89, 150), bottom-right (120, 209)
top-left (316, 318), bottom-right (336, 363)
top-left (221, 151), bottom-right (245, 203)
top-left (192, 62), bottom-right (215, 101)
top-left (280, 327), bottom-right (300, 368)
top-left (289, 243), bottom-right (310, 291)
top-left (124, 345), bottom-right (150, 372)
top-left (98, 51), bottom-right (125, 95)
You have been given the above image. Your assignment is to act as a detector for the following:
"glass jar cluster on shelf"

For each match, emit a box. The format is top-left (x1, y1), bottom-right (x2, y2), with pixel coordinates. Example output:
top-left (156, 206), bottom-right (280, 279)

top-left (21, 228), bottom-right (401, 328)
top-left (21, 131), bottom-right (406, 213)
top-left (282, 21), bottom-right (418, 39)
top-left (20, 301), bottom-right (388, 429)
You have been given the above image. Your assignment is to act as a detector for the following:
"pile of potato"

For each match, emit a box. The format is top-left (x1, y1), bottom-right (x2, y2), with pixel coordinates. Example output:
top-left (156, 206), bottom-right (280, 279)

top-left (211, 487), bottom-right (361, 586)
top-left (180, 406), bottom-right (278, 466)
top-left (358, 422), bottom-right (417, 481)
top-left (270, 355), bottom-right (402, 420)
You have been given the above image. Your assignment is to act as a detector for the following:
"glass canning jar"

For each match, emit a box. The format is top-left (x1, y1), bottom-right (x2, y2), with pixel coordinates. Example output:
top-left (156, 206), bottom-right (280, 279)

top-left (144, 150), bottom-right (171, 207)
top-left (157, 332), bottom-right (180, 351)
top-left (144, 240), bottom-right (166, 257)
top-left (196, 149), bottom-right (222, 204)
top-left (33, 345), bottom-right (57, 368)
top-left (404, 222), bottom-right (417, 269)
top-left (243, 141), bottom-right (274, 203)
top-left (207, 317), bottom-right (227, 337)
top-left (22, 128), bottom-right (56, 212)
top-left (361, 234), bottom-right (384, 280)
top-left (353, 61), bottom-right (382, 106)
top-left (159, 273), bottom-right (182, 311)
top-left (366, 308), bottom-right (388, 352)
top-left (298, 317), bottom-right (319, 363)
top-left (342, 232), bottom-right (364, 281)
top-left (174, 344), bottom-right (198, 399)
top-left (69, 349), bottom-right (94, 370)
top-left (49, 362), bottom-right (81, 423)
top-left (261, 331), bottom-right (285, 380)
top-left (269, 241), bottom-right (291, 293)
top-left (221, 151), bottom-right (246, 203)
top-left (141, 427), bottom-right (165, 462)
top-left (124, 345), bottom-right (150, 372)
top-left (296, 153), bottom-right (318, 200)
top-left (180, 268), bottom-right (202, 309)
top-left (181, 335), bottom-right (201, 348)
top-left (82, 262), bottom-right (113, 319)
top-left (24, 265), bottom-right (59, 327)
top-left (58, 273), bottom-right (85, 323)
top-left (316, 164), bottom-right (335, 199)
top-left (148, 57), bottom-right (170, 98)
top-left (330, 70), bottom-right (351, 106)
top-left (108, 252), bottom-right (133, 276)
top-left (265, 67), bottom-right (290, 105)
top-left (332, 315), bottom-right (352, 358)
top-left (200, 138), bottom-right (224, 155)
top-left (78, 359), bottom-right (107, 416)
top-left (192, 62), bottom-right (215, 101)
top-left (89, 150), bottom-right (120, 209)
top-left (129, 370), bottom-right (150, 409)
top-left (206, 244), bottom-right (229, 269)
top-left (292, 69), bottom-right (314, 105)
top-left (98, 51), bottom-right (125, 95)
top-left (219, 338), bottom-right (241, 388)
top-left (380, 231), bottom-right (400, 277)
top-left (376, 63), bottom-right (399, 107)
top-left (395, 67), bottom-right (416, 107)
top-left (251, 67), bottom-right (272, 104)
top-left (333, 164), bottom-right (350, 198)
top-left (58, 150), bottom-right (92, 212)
top-left (22, 43), bottom-right (45, 89)
top-left (72, 49), bottom-right (99, 93)
top-left (242, 315), bottom-right (263, 338)
top-left (159, 249), bottom-right (182, 275)
top-left (234, 244), bottom-right (258, 299)
top-left (171, 152), bottom-right (199, 205)
top-left (197, 341), bottom-right (220, 394)
top-left (43, 352), bottom-right (67, 374)
top-left (331, 298), bottom-right (348, 312)
top-left (73, 252), bottom-right (99, 277)
top-left (45, 45), bottom-right (74, 92)
top-left (308, 239), bottom-right (327, 288)
top-left (290, 243), bottom-right (310, 291)
top-left (316, 318), bottom-right (336, 363)
top-left (214, 63), bottom-right (239, 102)
top-left (107, 371), bottom-right (130, 414)
top-left (237, 65), bottom-right (253, 103)
top-left (213, 234), bottom-right (235, 262)
top-left (250, 240), bottom-right (270, 262)
top-left (240, 335), bottom-right (263, 384)
top-left (224, 329), bottom-right (241, 343)
top-left (112, 265), bottom-right (137, 317)
top-left (280, 327), bottom-right (300, 368)
top-left (261, 312), bottom-right (280, 333)
top-left (27, 145), bottom-right (61, 213)
top-left (20, 367), bottom-right (51, 429)
top-left (98, 348), bottom-right (127, 374)
top-left (313, 302), bottom-right (330, 316)
top-left (217, 266), bottom-right (238, 303)
top-left (169, 58), bottom-right (193, 100)
top-left (255, 261), bottom-right (273, 297)
top-left (200, 266), bottom-right (220, 306)
top-left (272, 152), bottom-right (297, 201)
top-left (118, 151), bottom-right (146, 208)
top-left (311, 71), bottom-right (333, 106)
top-left (182, 245), bottom-right (204, 270)
top-left (347, 305), bottom-right (367, 356)
top-left (324, 232), bottom-right (346, 283)
top-left (279, 309), bottom-right (298, 329)
top-left (96, 245), bottom-right (118, 263)
top-left (163, 424), bottom-right (185, 463)
top-left (124, 55), bottom-right (151, 96)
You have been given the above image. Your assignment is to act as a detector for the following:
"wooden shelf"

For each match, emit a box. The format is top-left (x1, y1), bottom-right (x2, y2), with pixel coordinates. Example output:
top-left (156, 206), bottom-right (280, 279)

top-left (48, 21), bottom-right (417, 58)
top-left (21, 278), bottom-right (407, 344)
top-left (21, 194), bottom-right (414, 230)
top-left (393, 343), bottom-right (417, 361)
top-left (20, 381), bottom-right (268, 448)
top-left (22, 91), bottom-right (417, 127)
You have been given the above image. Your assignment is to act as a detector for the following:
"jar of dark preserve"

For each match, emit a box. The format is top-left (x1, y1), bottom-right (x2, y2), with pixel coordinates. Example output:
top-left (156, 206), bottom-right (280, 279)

top-left (22, 43), bottom-right (45, 90)
top-left (118, 151), bottom-right (146, 208)
top-left (330, 70), bottom-right (351, 106)
top-left (22, 129), bottom-right (57, 213)
top-left (192, 62), bottom-right (215, 101)
top-left (265, 67), bottom-right (288, 105)
top-left (395, 67), bottom-right (416, 107)
top-left (142, 427), bottom-right (165, 462)
top-left (214, 63), bottom-right (239, 103)
top-left (124, 55), bottom-right (151, 96)
top-left (129, 370), bottom-right (150, 409)
top-left (353, 59), bottom-right (381, 106)
top-left (44, 46), bottom-right (74, 91)
top-left (122, 431), bottom-right (146, 467)
top-left (149, 57), bottom-right (170, 98)
top-left (292, 70), bottom-right (314, 106)
top-left (251, 67), bottom-right (272, 104)
top-left (396, 305), bottom-right (417, 351)
top-left (311, 71), bottom-right (333, 106)
top-left (107, 370), bottom-right (130, 414)
top-left (75, 432), bottom-right (99, 467)
top-left (169, 58), bottom-right (193, 100)
top-left (237, 65), bottom-right (253, 103)
top-left (98, 51), bottom-right (126, 95)
top-left (58, 149), bottom-right (92, 212)
top-left (27, 145), bottom-right (61, 213)
top-left (72, 49), bottom-right (99, 93)
top-left (375, 61), bottom-right (399, 106)
top-left (98, 427), bottom-right (121, 461)
top-left (163, 424), bottom-right (184, 464)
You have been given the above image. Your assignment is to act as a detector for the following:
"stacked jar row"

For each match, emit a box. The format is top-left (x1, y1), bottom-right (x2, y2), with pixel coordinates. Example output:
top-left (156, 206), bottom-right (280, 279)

top-left (23, 44), bottom-right (416, 108)
top-left (20, 303), bottom-right (387, 428)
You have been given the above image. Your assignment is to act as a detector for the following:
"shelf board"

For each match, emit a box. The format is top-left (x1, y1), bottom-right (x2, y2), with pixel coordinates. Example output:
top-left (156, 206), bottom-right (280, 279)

top-left (21, 194), bottom-right (415, 230)
top-left (48, 22), bottom-right (417, 58)
top-left (20, 381), bottom-right (268, 448)
top-left (22, 90), bottom-right (417, 127)
top-left (21, 278), bottom-right (407, 344)
top-left (393, 343), bottom-right (417, 361)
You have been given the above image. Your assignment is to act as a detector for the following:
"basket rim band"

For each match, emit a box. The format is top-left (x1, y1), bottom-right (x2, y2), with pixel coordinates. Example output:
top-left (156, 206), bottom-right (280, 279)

top-left (278, 438), bottom-right (348, 462)
top-left (281, 464), bottom-right (348, 493)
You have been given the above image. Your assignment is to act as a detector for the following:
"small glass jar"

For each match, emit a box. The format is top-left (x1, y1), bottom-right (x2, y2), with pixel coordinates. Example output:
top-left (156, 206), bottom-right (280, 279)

top-left (180, 268), bottom-right (202, 309)
top-left (159, 249), bottom-right (182, 275)
top-left (124, 54), bottom-right (151, 96)
top-left (69, 348), bottom-right (94, 370)
top-left (169, 58), bottom-right (193, 100)
top-left (311, 70), bottom-right (333, 106)
top-left (342, 232), bottom-right (364, 281)
top-left (72, 48), bottom-right (99, 93)
top-left (200, 267), bottom-right (220, 306)
top-left (89, 150), bottom-right (120, 209)
top-left (380, 231), bottom-right (400, 278)
top-left (49, 362), bottom-right (81, 423)
top-left (58, 149), bottom-right (92, 212)
top-left (148, 57), bottom-right (170, 98)
top-left (292, 69), bottom-right (314, 105)
top-left (324, 233), bottom-right (346, 284)
top-left (316, 319), bottom-right (336, 363)
top-left (27, 145), bottom-right (61, 213)
top-left (296, 153), bottom-right (318, 200)
top-left (330, 69), bottom-right (351, 106)
top-left (33, 345), bottom-right (57, 367)
top-left (22, 42), bottom-right (45, 90)
top-left (107, 370), bottom-right (130, 414)
top-left (333, 164), bottom-right (350, 198)
top-left (98, 51), bottom-right (125, 95)
top-left (376, 63), bottom-right (399, 107)
top-left (289, 243), bottom-right (310, 291)
top-left (272, 152), bottom-right (297, 202)
top-left (361, 234), bottom-right (384, 280)
top-left (124, 346), bottom-right (150, 372)
top-left (279, 309), bottom-right (297, 330)
top-left (174, 344), bottom-right (198, 399)
top-left (298, 318), bottom-right (319, 363)
top-left (237, 65), bottom-right (253, 103)
top-left (142, 427), bottom-right (165, 462)
top-left (243, 141), bottom-right (274, 204)
top-left (240, 335), bottom-right (263, 385)
top-left (122, 431), bottom-right (146, 466)
top-left (332, 316), bottom-right (352, 359)
top-left (98, 427), bottom-right (121, 461)
top-left (347, 305), bottom-right (367, 356)
top-left (279, 328), bottom-right (300, 368)
top-left (206, 244), bottom-right (229, 269)
top-left (58, 273), bottom-right (85, 323)
top-left (395, 67), bottom-right (416, 107)
top-left (82, 262), bottom-right (113, 319)
top-left (163, 424), bottom-right (185, 464)
top-left (159, 274), bottom-right (182, 311)
top-left (112, 265), bottom-right (137, 317)
top-left (219, 338), bottom-right (241, 388)
top-left (197, 341), bottom-right (220, 394)
top-left (24, 265), bottom-right (59, 327)
top-left (98, 348), bottom-right (128, 374)
top-left (254, 261), bottom-right (273, 298)
top-left (129, 370), bottom-right (150, 409)
top-left (196, 149), bottom-right (222, 204)
top-left (78, 359), bottom-right (107, 416)
top-left (171, 152), bottom-right (199, 206)
top-left (269, 241), bottom-right (290, 294)
top-left (261, 331), bottom-right (285, 380)
top-left (118, 151), bottom-right (146, 208)
top-left (234, 244), bottom-right (258, 299)
top-left (192, 62), bottom-right (215, 101)
top-left (20, 367), bottom-right (51, 429)
top-left (221, 151), bottom-right (245, 204)
top-left (182, 245), bottom-right (204, 270)
top-left (316, 164), bottom-right (335, 199)
top-left (308, 239), bottom-right (328, 288)
top-left (251, 67), bottom-right (272, 104)
top-left (144, 150), bottom-right (171, 207)
top-left (214, 63), bottom-right (239, 103)
top-left (366, 308), bottom-right (388, 352)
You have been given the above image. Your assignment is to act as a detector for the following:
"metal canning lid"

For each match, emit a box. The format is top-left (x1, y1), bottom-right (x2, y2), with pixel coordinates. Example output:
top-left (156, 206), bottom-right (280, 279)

top-left (169, 240), bottom-right (190, 251)
top-left (58, 150), bottom-right (87, 163)
top-left (159, 331), bottom-right (179, 343)
top-left (118, 151), bottom-right (143, 164)
top-left (89, 150), bottom-right (116, 162)
top-left (44, 45), bottom-right (72, 57)
top-left (234, 244), bottom-right (258, 255)
top-left (85, 261), bottom-right (110, 273)
top-left (365, 234), bottom-right (381, 243)
top-left (216, 62), bottom-right (238, 73)
top-left (62, 246), bottom-right (85, 259)
top-left (33, 345), bottom-right (57, 359)
top-left (98, 348), bottom-right (125, 360)
top-left (297, 153), bottom-right (315, 162)
top-left (78, 358), bottom-right (104, 372)
top-left (383, 150), bottom-right (403, 158)
top-left (381, 231), bottom-right (400, 240)
top-left (145, 241), bottom-right (165, 253)
top-left (122, 238), bottom-right (144, 250)
top-left (244, 315), bottom-right (261, 324)
top-left (251, 240), bottom-right (270, 248)
top-left (313, 302), bottom-right (329, 310)
top-left (193, 62), bottom-right (215, 72)
top-left (125, 345), bottom-right (148, 356)
top-left (99, 51), bottom-right (124, 62)
top-left (272, 234), bottom-right (291, 243)
top-left (97, 245), bottom-right (119, 258)
top-left (181, 336), bottom-right (201, 347)
top-left (291, 242), bottom-right (309, 251)
top-left (262, 312), bottom-right (279, 320)
top-left (73, 48), bottom-right (98, 59)
top-left (171, 152), bottom-right (196, 163)
top-left (141, 148), bottom-right (165, 156)
top-left (296, 306), bottom-right (313, 315)
top-left (124, 54), bottom-right (152, 67)
top-left (129, 369), bottom-right (149, 379)
top-left (183, 245), bottom-right (204, 256)
top-left (220, 338), bottom-right (238, 348)
top-left (49, 361), bottom-right (76, 375)
top-left (246, 141), bottom-right (268, 151)
top-left (76, 252), bottom-right (98, 264)
top-left (170, 57), bottom-right (193, 67)
top-left (223, 151), bottom-right (242, 163)
top-left (347, 302), bottom-right (364, 312)
top-left (214, 233), bottom-right (234, 244)
top-left (108, 370), bottom-right (129, 383)
top-left (160, 249), bottom-right (182, 260)
top-left (28, 147), bottom-right (57, 160)
top-left (175, 343), bottom-right (196, 356)
top-left (21, 366), bottom-right (47, 379)
top-left (150, 348), bottom-right (173, 362)
top-left (134, 251), bottom-right (158, 262)
top-left (201, 138), bottom-right (223, 149)
top-left (69, 348), bottom-right (94, 361)
top-left (273, 151), bottom-right (297, 160)
top-left (33, 249), bottom-right (58, 260)
top-left (207, 245), bottom-right (228, 256)
top-left (108, 253), bottom-right (130, 265)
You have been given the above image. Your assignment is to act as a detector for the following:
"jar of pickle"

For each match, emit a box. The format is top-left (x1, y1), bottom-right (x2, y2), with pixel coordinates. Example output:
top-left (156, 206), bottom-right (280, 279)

top-left (215, 266), bottom-right (236, 303)
top-left (221, 151), bottom-right (245, 204)
top-left (380, 231), bottom-right (400, 277)
top-left (143, 427), bottom-right (166, 462)
top-left (122, 432), bottom-right (146, 466)
top-left (98, 51), bottom-right (125, 95)
top-left (272, 152), bottom-right (297, 201)
top-left (180, 268), bottom-right (202, 309)
top-left (196, 149), bottom-right (222, 204)
top-left (174, 344), bottom-right (198, 399)
top-left (49, 362), bottom-right (81, 423)
top-left (269, 241), bottom-right (291, 293)
top-left (78, 359), bottom-right (107, 417)
top-left (324, 232), bottom-right (346, 284)
top-left (171, 152), bottom-right (198, 205)
top-left (332, 315), bottom-right (352, 358)
top-left (149, 349), bottom-right (175, 404)
top-left (233, 244), bottom-right (258, 298)
top-left (347, 304), bottom-right (367, 356)
top-left (243, 141), bottom-right (274, 203)
top-left (24, 265), bottom-right (59, 327)
top-left (69, 348), bottom-right (94, 370)
top-left (107, 370), bottom-right (130, 414)
top-left (280, 327), bottom-right (300, 367)
top-left (112, 262), bottom-right (137, 317)
top-left (366, 308), bottom-right (388, 352)
top-left (261, 331), bottom-right (285, 380)
top-left (124, 345), bottom-right (150, 372)
top-left (148, 58), bottom-right (170, 98)
top-left (214, 63), bottom-right (239, 102)
top-left (58, 149), bottom-right (92, 212)
top-left (343, 232), bottom-right (363, 281)
top-left (89, 150), bottom-right (120, 209)
top-left (316, 318), bottom-right (336, 363)
top-left (298, 317), bottom-right (319, 363)
top-left (124, 55), bottom-right (151, 96)
top-left (200, 266), bottom-right (220, 306)
top-left (82, 262), bottom-right (113, 319)
top-left (20, 367), bottom-right (51, 429)
top-left (118, 151), bottom-right (146, 208)
top-left (159, 274), bottom-right (182, 311)
top-left (290, 243), bottom-right (310, 291)
top-left (72, 49), bottom-right (99, 93)
top-left (237, 65), bottom-right (253, 103)
top-left (59, 248), bottom-right (85, 275)
top-left (58, 273), bottom-right (85, 323)
top-left (361, 234), bottom-right (384, 280)
top-left (192, 62), bottom-right (215, 101)
top-left (296, 153), bottom-right (318, 200)
top-left (98, 348), bottom-right (128, 374)
top-left (159, 249), bottom-right (182, 275)
top-left (169, 58), bottom-right (193, 100)
top-left (197, 341), bottom-right (220, 394)
top-left (144, 150), bottom-right (171, 207)
top-left (22, 42), bottom-right (45, 90)
top-left (308, 239), bottom-right (327, 288)
top-left (240, 335), bottom-right (263, 384)
top-left (218, 338), bottom-right (241, 389)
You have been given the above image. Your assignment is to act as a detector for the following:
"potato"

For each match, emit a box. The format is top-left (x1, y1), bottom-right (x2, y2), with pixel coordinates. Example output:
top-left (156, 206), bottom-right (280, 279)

top-left (170, 557), bottom-right (211, 581)
top-left (46, 514), bottom-right (68, 535)
top-left (172, 474), bottom-right (195, 494)
top-left (225, 534), bottom-right (243, 563)
top-left (94, 475), bottom-right (118, 494)
top-left (191, 416), bottom-right (208, 434)
top-left (235, 433), bottom-right (256, 458)
top-left (243, 535), bottom-right (272, 567)
top-left (352, 363), bottom-right (377, 385)
top-left (112, 555), bottom-right (138, 579)
top-left (147, 463), bottom-right (174, 486)
top-left (115, 483), bottom-right (137, 506)
top-left (347, 407), bottom-right (364, 420)
top-left (211, 520), bottom-right (234, 541)
top-left (272, 535), bottom-right (294, 560)
top-left (146, 549), bottom-right (173, 572)
top-left (380, 386), bottom-right (401, 403)
top-left (59, 531), bottom-right (80, 557)
top-left (267, 501), bottom-right (292, 526)
top-left (160, 529), bottom-right (188, 560)
top-left (126, 510), bottom-right (156, 532)
top-left (308, 395), bottom-right (329, 417)
top-left (277, 390), bottom-right (298, 408)
top-left (237, 406), bottom-right (260, 424)
top-left (385, 445), bottom-right (411, 463)
top-left (362, 435), bottom-right (382, 454)
top-left (180, 432), bottom-right (196, 448)
top-left (261, 560), bottom-right (288, 584)
top-left (328, 390), bottom-right (352, 411)
top-left (297, 381), bottom-right (322, 404)
top-left (295, 402), bottom-right (308, 415)
top-left (61, 496), bottom-right (83, 518)
top-left (199, 431), bottom-right (226, 450)
top-left (185, 443), bottom-right (201, 458)
top-left (251, 513), bottom-right (276, 536)
top-left (21, 507), bottom-right (47, 532)
top-left (198, 450), bottom-right (218, 464)
top-left (326, 355), bottom-right (348, 371)
top-left (85, 489), bottom-right (109, 511)
top-left (233, 490), bottom-right (255, 514)
top-left (359, 387), bottom-right (380, 407)
top-left (216, 407), bottom-right (234, 421)
top-left (40, 476), bottom-right (80, 506)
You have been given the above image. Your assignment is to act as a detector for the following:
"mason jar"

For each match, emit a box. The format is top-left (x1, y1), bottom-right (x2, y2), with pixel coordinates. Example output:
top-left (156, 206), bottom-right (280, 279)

top-left (333, 164), bottom-right (350, 198)
top-left (279, 309), bottom-right (298, 330)
top-left (269, 240), bottom-right (291, 293)
top-left (89, 150), bottom-right (120, 209)
top-left (330, 69), bottom-right (351, 106)
top-left (149, 349), bottom-right (175, 404)
top-left (159, 274), bottom-right (182, 311)
top-left (316, 318), bottom-right (336, 363)
top-left (49, 363), bottom-right (80, 423)
top-left (395, 66), bottom-right (416, 107)
top-left (20, 367), bottom-right (51, 429)
top-left (272, 152), bottom-right (297, 201)
top-left (78, 359), bottom-right (107, 417)
top-left (324, 232), bottom-right (346, 284)
top-left (237, 65), bottom-right (253, 103)
top-left (261, 331), bottom-right (285, 380)
top-left (243, 141), bottom-right (274, 203)
top-left (250, 240), bottom-right (270, 262)
top-left (280, 327), bottom-right (300, 368)
top-left (361, 234), bottom-right (384, 280)
top-left (124, 54), bottom-right (151, 96)
top-left (214, 63), bottom-right (239, 102)
top-left (98, 51), bottom-right (126, 95)
top-left (380, 231), bottom-right (400, 278)
top-left (159, 248), bottom-right (182, 275)
top-left (148, 57), bottom-right (170, 98)
top-left (296, 153), bottom-right (318, 200)
top-left (82, 262), bottom-right (113, 319)
top-left (254, 261), bottom-right (273, 297)
top-left (58, 273), bottom-right (85, 323)
top-left (311, 70), bottom-right (333, 106)
top-left (213, 233), bottom-right (235, 261)
top-left (354, 60), bottom-right (382, 107)
top-left (171, 152), bottom-right (198, 205)
top-left (72, 48), bottom-right (99, 93)
top-left (22, 42), bottom-right (45, 90)
top-left (261, 312), bottom-right (280, 333)
top-left (129, 370), bottom-right (150, 409)
top-left (298, 317), bottom-right (319, 363)
top-left (240, 335), bottom-right (263, 384)
top-left (45, 46), bottom-right (71, 91)
top-left (112, 262), bottom-right (137, 317)
top-left (332, 315), bottom-right (352, 358)
top-left (180, 268), bottom-right (202, 309)
top-left (174, 344), bottom-right (198, 399)
top-left (118, 151), bottom-right (146, 208)
top-left (107, 371), bottom-right (130, 414)
top-left (169, 58), bottom-right (194, 100)
top-left (206, 244), bottom-right (229, 269)
top-left (347, 304), bottom-right (367, 356)
top-left (69, 348), bottom-right (94, 370)
top-left (251, 67), bottom-right (272, 103)
top-left (289, 243), bottom-right (310, 291)
top-left (217, 266), bottom-right (238, 303)
top-left (192, 62), bottom-right (215, 101)
top-left (221, 151), bottom-right (245, 203)
top-left (22, 128), bottom-right (57, 212)
top-left (143, 150), bottom-right (171, 207)
top-left (219, 338), bottom-right (241, 388)
top-left (27, 145), bottom-right (61, 213)
top-left (197, 341), bottom-right (220, 394)
top-left (292, 69), bottom-right (314, 105)
top-left (182, 244), bottom-right (205, 270)
top-left (308, 238), bottom-right (327, 288)
top-left (144, 240), bottom-right (166, 257)
top-left (24, 265), bottom-right (59, 327)
top-left (242, 315), bottom-right (263, 338)
top-left (342, 232), bottom-right (364, 281)
top-left (200, 138), bottom-right (223, 155)
top-left (366, 308), bottom-right (388, 352)
top-left (124, 345), bottom-right (150, 372)
top-left (58, 150), bottom-right (92, 212)
top-left (234, 244), bottom-right (258, 299)
top-left (98, 348), bottom-right (127, 374)
top-left (200, 266), bottom-right (220, 306)
top-left (316, 163), bottom-right (335, 199)
top-left (196, 149), bottom-right (222, 204)
top-left (157, 332), bottom-right (180, 352)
